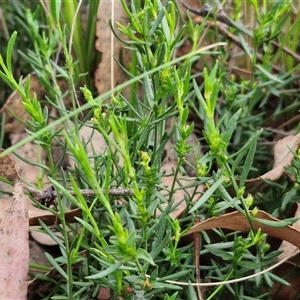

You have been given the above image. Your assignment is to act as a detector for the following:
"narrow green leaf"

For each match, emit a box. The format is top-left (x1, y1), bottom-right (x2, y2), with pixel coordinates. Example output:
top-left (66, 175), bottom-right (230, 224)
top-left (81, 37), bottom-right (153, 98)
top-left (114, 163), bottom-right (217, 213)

top-left (256, 64), bottom-right (283, 83)
top-left (189, 176), bottom-right (226, 213)
top-left (155, 42), bottom-right (167, 66)
top-left (136, 248), bottom-right (155, 265)
top-left (238, 32), bottom-right (253, 58)
top-left (149, 0), bottom-right (169, 36)
top-left (86, 262), bottom-right (122, 279)
top-left (238, 260), bottom-right (260, 269)
top-left (50, 0), bottom-right (61, 23)
top-left (150, 219), bottom-right (169, 260)
top-left (85, 0), bottom-right (100, 68)
top-left (216, 179), bottom-right (245, 214)
top-left (170, 25), bottom-right (186, 50)
top-left (209, 79), bottom-right (219, 115)
top-left (268, 272), bottom-right (290, 286)
top-left (187, 282), bottom-right (198, 299)
top-left (35, 273), bottom-right (57, 282)
top-left (74, 217), bottom-right (96, 235)
top-left (209, 60), bottom-right (219, 80)
top-left (50, 60), bottom-right (69, 78)
top-left (151, 282), bottom-right (182, 290)
top-left (222, 109), bottom-right (241, 145)
top-left (150, 267), bottom-right (158, 281)
top-left (165, 291), bottom-right (179, 300)
top-left (0, 68), bottom-right (9, 82)
top-left (239, 139), bottom-right (257, 187)
top-left (158, 270), bottom-right (194, 281)
top-left (229, 18), bottom-right (253, 37)
top-left (161, 6), bottom-right (172, 43)
top-left (48, 177), bottom-right (83, 210)
top-left (282, 186), bottom-right (297, 210)
top-left (39, 220), bottom-right (65, 248)
top-left (44, 252), bottom-right (68, 280)
top-left (229, 129), bottom-right (263, 160)
top-left (124, 209), bottom-right (135, 233)
top-left (252, 217), bottom-right (299, 228)
top-left (193, 79), bottom-right (207, 113)
top-left (6, 31), bottom-right (17, 75)
top-left (144, 74), bottom-right (154, 107)
top-left (181, 106), bottom-right (189, 124)
top-left (205, 245), bottom-right (233, 260)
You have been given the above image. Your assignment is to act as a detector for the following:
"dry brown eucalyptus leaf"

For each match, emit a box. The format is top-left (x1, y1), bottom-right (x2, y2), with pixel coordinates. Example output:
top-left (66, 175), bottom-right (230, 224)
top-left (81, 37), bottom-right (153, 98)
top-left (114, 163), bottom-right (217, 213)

top-left (29, 208), bottom-right (82, 226)
top-left (245, 133), bottom-right (300, 193)
top-left (0, 153), bottom-right (29, 299)
top-left (184, 210), bottom-right (300, 249)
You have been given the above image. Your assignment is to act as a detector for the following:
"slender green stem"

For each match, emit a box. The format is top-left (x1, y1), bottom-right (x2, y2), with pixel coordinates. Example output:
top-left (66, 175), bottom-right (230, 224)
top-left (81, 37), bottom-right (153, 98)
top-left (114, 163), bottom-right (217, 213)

top-left (62, 0), bottom-right (88, 86)
top-left (206, 269), bottom-right (235, 300)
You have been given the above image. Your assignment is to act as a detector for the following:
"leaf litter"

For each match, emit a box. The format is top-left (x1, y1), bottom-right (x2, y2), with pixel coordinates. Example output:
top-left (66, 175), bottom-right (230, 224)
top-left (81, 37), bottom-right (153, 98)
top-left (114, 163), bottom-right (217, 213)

top-left (0, 149), bottom-right (28, 299)
top-left (0, 3), bottom-right (300, 298)
top-left (2, 123), bottom-right (300, 298)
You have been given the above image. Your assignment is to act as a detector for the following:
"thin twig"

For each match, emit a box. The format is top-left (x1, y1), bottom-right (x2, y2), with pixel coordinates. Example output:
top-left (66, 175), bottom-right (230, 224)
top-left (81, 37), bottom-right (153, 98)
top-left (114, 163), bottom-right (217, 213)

top-left (194, 216), bottom-right (205, 300)
top-left (271, 41), bottom-right (300, 64)
top-left (24, 185), bottom-right (133, 205)
top-left (179, 0), bottom-right (233, 26)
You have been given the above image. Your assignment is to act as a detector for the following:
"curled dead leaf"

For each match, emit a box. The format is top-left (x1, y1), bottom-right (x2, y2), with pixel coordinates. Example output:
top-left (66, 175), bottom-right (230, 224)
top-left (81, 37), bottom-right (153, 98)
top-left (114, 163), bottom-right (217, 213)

top-left (245, 133), bottom-right (300, 193)
top-left (184, 210), bottom-right (300, 249)
top-left (29, 208), bottom-right (82, 226)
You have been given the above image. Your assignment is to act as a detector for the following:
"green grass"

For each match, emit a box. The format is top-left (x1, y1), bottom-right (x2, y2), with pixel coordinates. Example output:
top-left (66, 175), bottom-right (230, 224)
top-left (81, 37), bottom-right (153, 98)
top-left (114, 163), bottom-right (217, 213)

top-left (1, 0), bottom-right (300, 299)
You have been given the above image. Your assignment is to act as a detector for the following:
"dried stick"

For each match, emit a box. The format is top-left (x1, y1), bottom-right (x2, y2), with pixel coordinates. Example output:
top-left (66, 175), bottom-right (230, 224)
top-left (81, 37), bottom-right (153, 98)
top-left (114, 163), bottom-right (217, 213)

top-left (194, 216), bottom-right (205, 300)
top-left (24, 185), bottom-right (133, 207)
top-left (179, 0), bottom-right (231, 26)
